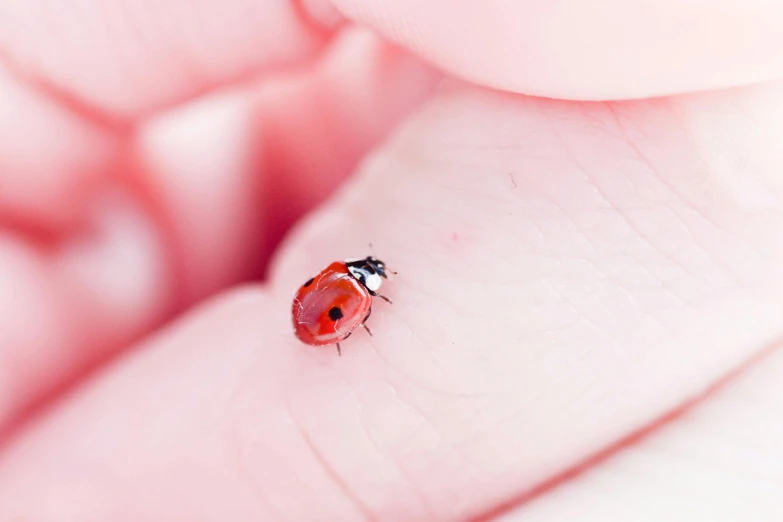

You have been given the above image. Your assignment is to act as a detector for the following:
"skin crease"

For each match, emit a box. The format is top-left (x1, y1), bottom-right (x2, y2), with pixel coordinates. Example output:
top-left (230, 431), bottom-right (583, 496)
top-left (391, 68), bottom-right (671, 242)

top-left (0, 0), bottom-right (782, 521)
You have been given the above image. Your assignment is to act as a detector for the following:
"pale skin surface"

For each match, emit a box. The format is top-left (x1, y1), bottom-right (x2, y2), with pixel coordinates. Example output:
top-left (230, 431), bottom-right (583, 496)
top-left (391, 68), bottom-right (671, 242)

top-left (1, 0), bottom-right (783, 520)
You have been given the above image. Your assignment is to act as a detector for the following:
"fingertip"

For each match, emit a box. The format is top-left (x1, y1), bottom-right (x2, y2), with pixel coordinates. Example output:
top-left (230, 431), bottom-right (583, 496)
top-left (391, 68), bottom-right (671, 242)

top-left (0, 0), bottom-right (339, 117)
top-left (330, 0), bottom-right (783, 99)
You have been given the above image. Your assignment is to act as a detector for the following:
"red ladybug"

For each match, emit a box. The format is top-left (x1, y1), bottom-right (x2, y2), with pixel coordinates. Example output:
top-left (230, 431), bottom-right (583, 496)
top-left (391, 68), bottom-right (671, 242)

top-left (292, 256), bottom-right (395, 355)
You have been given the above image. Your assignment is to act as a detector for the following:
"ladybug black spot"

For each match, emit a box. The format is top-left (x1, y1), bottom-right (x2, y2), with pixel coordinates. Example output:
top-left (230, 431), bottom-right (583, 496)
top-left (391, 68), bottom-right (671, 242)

top-left (303, 277), bottom-right (314, 288)
top-left (328, 306), bottom-right (343, 321)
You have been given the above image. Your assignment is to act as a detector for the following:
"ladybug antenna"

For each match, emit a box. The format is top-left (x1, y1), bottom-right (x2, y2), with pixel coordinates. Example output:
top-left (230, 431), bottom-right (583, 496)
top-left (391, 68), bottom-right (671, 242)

top-left (367, 242), bottom-right (396, 275)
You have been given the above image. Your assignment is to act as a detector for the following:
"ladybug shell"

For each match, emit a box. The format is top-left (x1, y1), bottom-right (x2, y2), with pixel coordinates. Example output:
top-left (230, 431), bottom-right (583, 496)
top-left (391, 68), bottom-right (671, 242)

top-left (292, 261), bottom-right (371, 346)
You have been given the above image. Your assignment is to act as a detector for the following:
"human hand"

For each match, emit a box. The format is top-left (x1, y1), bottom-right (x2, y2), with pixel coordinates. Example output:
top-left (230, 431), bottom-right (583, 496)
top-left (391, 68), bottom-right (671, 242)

top-left (1, 1), bottom-right (783, 520)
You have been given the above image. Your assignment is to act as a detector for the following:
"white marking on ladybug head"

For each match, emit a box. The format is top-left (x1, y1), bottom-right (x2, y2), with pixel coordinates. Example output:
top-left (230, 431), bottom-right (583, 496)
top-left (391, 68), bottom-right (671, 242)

top-left (347, 264), bottom-right (383, 292)
top-left (364, 272), bottom-right (382, 292)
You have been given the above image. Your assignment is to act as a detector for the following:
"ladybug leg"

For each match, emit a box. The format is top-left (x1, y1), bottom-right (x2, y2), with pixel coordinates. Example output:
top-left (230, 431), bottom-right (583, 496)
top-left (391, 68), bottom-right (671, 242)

top-left (362, 307), bottom-right (373, 337)
top-left (336, 331), bottom-right (353, 356)
top-left (369, 289), bottom-right (393, 304)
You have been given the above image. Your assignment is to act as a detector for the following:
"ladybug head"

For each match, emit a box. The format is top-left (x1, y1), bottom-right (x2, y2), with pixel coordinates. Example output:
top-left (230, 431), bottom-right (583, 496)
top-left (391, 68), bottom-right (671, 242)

top-left (346, 256), bottom-right (395, 292)
top-left (365, 256), bottom-right (392, 279)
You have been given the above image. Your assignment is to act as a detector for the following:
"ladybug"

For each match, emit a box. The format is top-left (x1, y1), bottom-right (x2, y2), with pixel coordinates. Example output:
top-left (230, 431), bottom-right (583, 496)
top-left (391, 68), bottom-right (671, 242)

top-left (292, 256), bottom-right (395, 355)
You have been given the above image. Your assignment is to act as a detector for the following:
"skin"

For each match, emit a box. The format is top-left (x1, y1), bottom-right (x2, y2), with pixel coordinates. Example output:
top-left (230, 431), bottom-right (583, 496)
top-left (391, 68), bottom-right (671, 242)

top-left (0, 0), bottom-right (783, 520)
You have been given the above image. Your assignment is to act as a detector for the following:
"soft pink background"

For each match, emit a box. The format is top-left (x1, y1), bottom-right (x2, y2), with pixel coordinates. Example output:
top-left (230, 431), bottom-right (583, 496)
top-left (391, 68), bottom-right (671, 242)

top-left (0, 0), bottom-right (782, 520)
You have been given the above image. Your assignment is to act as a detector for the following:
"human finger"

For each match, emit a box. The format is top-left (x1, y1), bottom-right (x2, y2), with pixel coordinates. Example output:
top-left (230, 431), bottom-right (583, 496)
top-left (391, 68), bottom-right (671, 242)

top-left (498, 345), bottom-right (783, 521)
top-left (0, 0), bottom-right (342, 120)
top-left (4, 79), bottom-right (783, 519)
top-left (330, 0), bottom-right (783, 100)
